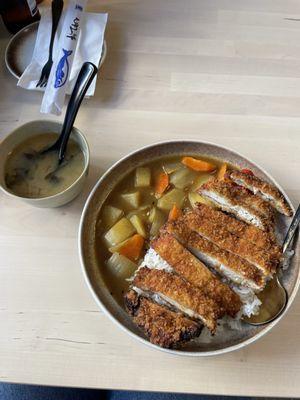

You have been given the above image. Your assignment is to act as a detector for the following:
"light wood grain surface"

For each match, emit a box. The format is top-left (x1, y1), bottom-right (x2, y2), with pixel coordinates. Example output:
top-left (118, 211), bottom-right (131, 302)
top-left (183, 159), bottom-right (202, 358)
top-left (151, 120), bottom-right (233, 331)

top-left (1, 0), bottom-right (300, 396)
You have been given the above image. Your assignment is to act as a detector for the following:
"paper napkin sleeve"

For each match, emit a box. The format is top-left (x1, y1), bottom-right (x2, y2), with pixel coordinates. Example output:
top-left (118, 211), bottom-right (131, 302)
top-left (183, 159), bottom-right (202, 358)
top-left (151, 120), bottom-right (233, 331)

top-left (18, 1), bottom-right (108, 116)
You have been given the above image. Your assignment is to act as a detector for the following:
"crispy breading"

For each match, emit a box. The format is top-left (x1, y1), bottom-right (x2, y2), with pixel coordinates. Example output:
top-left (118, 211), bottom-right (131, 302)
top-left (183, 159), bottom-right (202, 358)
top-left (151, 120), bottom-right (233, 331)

top-left (164, 211), bottom-right (278, 276)
top-left (132, 267), bottom-right (221, 333)
top-left (194, 203), bottom-right (281, 257)
top-left (163, 221), bottom-right (266, 291)
top-left (151, 233), bottom-right (242, 316)
top-left (185, 210), bottom-right (278, 275)
top-left (189, 232), bottom-right (266, 291)
top-left (199, 179), bottom-right (274, 231)
top-left (229, 170), bottom-right (293, 217)
top-left (124, 290), bottom-right (202, 349)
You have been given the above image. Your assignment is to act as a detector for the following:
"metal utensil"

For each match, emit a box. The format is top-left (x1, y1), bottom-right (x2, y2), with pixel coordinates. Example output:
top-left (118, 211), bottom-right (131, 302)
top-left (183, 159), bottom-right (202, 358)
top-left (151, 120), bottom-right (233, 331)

top-left (36, 0), bottom-right (64, 88)
top-left (244, 275), bottom-right (288, 326)
top-left (283, 204), bottom-right (300, 253)
top-left (44, 62), bottom-right (98, 179)
top-left (245, 204), bottom-right (300, 326)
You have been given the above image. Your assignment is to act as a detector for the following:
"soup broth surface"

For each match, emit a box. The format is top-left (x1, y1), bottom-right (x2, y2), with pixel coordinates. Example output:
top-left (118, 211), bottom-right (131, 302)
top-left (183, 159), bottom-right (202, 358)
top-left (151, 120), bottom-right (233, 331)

top-left (5, 133), bottom-right (85, 198)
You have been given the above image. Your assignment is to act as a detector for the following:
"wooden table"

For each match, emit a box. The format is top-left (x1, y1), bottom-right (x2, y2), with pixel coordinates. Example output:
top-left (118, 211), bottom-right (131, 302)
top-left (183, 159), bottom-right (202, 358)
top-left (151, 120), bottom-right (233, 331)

top-left (1, 0), bottom-right (300, 396)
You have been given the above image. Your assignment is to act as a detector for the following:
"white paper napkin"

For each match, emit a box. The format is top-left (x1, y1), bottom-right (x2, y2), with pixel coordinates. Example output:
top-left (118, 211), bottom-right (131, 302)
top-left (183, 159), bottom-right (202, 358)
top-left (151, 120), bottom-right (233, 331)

top-left (18, 1), bottom-right (107, 115)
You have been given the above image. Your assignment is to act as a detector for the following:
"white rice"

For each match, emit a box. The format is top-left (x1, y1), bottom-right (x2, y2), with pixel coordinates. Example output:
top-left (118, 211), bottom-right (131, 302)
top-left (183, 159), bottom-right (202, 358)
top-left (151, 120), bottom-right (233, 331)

top-left (141, 248), bottom-right (173, 272)
top-left (126, 248), bottom-right (173, 282)
top-left (231, 285), bottom-right (261, 318)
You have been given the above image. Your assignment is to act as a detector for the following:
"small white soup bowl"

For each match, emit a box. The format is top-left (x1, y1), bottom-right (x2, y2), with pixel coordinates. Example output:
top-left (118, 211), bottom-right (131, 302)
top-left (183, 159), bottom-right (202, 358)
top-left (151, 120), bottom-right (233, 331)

top-left (0, 120), bottom-right (90, 207)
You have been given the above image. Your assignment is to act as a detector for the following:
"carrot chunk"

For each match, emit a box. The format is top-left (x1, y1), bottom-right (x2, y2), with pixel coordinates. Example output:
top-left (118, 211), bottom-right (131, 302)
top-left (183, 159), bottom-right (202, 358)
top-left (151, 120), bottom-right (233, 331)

top-left (118, 234), bottom-right (144, 261)
top-left (181, 156), bottom-right (216, 172)
top-left (241, 168), bottom-right (254, 176)
top-left (217, 163), bottom-right (227, 180)
top-left (155, 172), bottom-right (169, 196)
top-left (168, 204), bottom-right (182, 221)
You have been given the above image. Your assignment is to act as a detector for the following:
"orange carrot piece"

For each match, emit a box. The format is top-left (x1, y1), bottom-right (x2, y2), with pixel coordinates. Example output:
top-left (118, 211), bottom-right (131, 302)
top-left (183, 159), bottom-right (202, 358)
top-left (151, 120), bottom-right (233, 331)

top-left (217, 163), bottom-right (227, 180)
top-left (155, 172), bottom-right (169, 196)
top-left (181, 156), bottom-right (216, 172)
top-left (168, 205), bottom-right (182, 221)
top-left (118, 234), bottom-right (144, 261)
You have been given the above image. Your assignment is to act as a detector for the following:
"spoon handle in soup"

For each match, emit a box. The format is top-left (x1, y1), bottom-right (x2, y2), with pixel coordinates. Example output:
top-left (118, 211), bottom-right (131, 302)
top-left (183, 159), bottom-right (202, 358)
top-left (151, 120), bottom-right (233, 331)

top-left (58, 62), bottom-right (98, 163)
top-left (283, 204), bottom-right (300, 254)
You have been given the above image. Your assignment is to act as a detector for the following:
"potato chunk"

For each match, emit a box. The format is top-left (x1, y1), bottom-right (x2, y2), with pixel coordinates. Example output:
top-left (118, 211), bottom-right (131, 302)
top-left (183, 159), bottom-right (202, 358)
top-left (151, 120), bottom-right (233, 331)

top-left (106, 253), bottom-right (137, 279)
top-left (170, 168), bottom-right (197, 189)
top-left (120, 191), bottom-right (141, 208)
top-left (101, 205), bottom-right (123, 229)
top-left (190, 174), bottom-right (213, 191)
top-left (135, 167), bottom-right (151, 187)
top-left (104, 217), bottom-right (136, 246)
top-left (129, 214), bottom-right (147, 238)
top-left (157, 188), bottom-right (185, 211)
top-left (163, 161), bottom-right (182, 174)
top-left (149, 207), bottom-right (167, 237)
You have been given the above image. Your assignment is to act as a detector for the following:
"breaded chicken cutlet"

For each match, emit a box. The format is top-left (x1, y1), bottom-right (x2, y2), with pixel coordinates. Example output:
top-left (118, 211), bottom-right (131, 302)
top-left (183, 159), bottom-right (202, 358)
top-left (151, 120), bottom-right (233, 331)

top-left (163, 221), bottom-right (265, 291)
top-left (125, 290), bottom-right (202, 348)
top-left (194, 203), bottom-right (281, 257)
top-left (228, 170), bottom-right (293, 217)
top-left (151, 233), bottom-right (242, 315)
top-left (125, 233), bottom-right (243, 347)
top-left (123, 166), bottom-right (289, 349)
top-left (199, 179), bottom-right (275, 231)
top-left (132, 267), bottom-right (223, 333)
top-left (165, 210), bottom-right (279, 276)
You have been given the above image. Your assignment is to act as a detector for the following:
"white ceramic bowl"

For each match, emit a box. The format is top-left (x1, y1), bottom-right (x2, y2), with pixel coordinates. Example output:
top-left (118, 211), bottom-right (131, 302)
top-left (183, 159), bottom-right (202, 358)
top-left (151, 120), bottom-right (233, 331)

top-left (0, 120), bottom-right (89, 207)
top-left (79, 140), bottom-right (299, 356)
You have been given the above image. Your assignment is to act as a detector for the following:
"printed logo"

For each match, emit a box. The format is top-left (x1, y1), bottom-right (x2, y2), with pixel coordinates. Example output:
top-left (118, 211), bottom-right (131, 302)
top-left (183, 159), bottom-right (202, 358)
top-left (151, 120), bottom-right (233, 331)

top-left (54, 49), bottom-right (73, 88)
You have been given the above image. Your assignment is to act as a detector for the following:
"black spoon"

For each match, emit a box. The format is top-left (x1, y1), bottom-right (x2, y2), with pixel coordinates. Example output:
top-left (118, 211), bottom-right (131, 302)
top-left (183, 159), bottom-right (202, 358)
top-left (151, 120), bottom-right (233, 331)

top-left (44, 62), bottom-right (98, 179)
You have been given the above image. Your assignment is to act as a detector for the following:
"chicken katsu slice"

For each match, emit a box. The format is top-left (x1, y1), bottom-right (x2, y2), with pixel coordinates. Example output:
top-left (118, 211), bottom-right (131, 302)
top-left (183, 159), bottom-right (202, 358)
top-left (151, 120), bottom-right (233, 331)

top-left (242, 191), bottom-right (274, 219)
top-left (163, 222), bottom-right (266, 291)
top-left (165, 211), bottom-right (278, 276)
top-left (228, 170), bottom-right (293, 217)
top-left (132, 267), bottom-right (221, 333)
top-left (187, 232), bottom-right (266, 291)
top-left (184, 211), bottom-right (278, 275)
top-left (124, 290), bottom-right (202, 349)
top-left (151, 233), bottom-right (242, 316)
top-left (199, 179), bottom-right (274, 231)
top-left (194, 203), bottom-right (281, 256)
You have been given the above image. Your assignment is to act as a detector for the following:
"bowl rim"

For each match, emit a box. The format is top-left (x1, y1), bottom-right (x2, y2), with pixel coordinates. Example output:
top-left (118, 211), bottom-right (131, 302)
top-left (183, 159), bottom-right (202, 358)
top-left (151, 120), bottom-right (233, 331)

top-left (78, 139), bottom-right (299, 356)
top-left (0, 119), bottom-right (90, 202)
top-left (4, 21), bottom-right (37, 80)
top-left (5, 21), bottom-right (107, 80)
